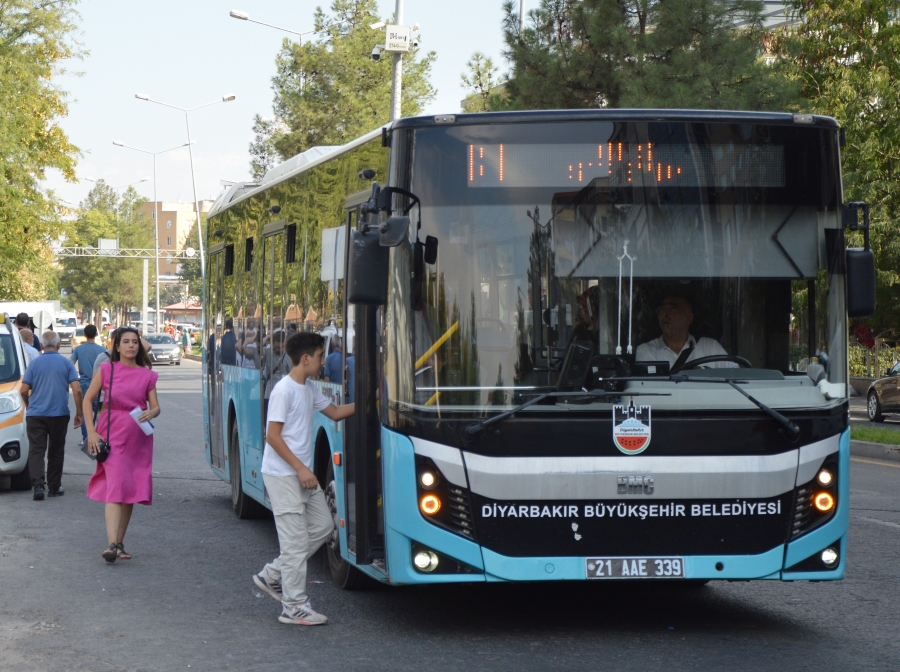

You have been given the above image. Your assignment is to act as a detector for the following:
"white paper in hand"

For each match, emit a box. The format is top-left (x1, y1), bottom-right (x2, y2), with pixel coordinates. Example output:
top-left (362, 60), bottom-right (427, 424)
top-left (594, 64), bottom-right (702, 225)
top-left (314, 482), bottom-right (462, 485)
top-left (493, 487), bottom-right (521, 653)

top-left (130, 407), bottom-right (155, 436)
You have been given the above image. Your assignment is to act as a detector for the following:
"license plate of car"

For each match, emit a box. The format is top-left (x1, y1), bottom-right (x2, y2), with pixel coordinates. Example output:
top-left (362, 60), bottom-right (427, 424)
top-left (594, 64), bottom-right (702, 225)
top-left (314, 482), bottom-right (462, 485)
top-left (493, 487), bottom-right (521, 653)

top-left (586, 557), bottom-right (685, 579)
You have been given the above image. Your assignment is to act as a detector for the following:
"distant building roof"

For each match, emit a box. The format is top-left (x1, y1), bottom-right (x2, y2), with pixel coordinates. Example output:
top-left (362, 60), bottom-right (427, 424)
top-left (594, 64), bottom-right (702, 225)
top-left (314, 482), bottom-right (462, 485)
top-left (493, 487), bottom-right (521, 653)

top-left (163, 301), bottom-right (201, 311)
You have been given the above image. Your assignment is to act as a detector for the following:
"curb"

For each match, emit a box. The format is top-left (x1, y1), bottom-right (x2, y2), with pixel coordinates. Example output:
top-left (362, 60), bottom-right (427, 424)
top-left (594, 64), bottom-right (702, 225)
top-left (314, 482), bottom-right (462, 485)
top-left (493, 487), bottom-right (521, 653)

top-left (183, 354), bottom-right (201, 362)
top-left (850, 440), bottom-right (900, 463)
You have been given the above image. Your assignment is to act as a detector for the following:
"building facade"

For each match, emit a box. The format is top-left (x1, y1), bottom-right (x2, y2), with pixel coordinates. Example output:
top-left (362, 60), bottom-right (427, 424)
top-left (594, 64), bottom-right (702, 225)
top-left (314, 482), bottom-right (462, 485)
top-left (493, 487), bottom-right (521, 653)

top-left (139, 200), bottom-right (213, 279)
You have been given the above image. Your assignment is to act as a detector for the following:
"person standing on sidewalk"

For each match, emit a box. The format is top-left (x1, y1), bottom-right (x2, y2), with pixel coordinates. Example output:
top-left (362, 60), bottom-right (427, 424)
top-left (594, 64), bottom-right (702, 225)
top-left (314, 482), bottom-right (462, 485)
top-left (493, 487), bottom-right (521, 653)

top-left (18, 328), bottom-right (39, 364)
top-left (252, 332), bottom-right (354, 626)
top-left (70, 325), bottom-right (106, 447)
top-left (18, 332), bottom-right (83, 500)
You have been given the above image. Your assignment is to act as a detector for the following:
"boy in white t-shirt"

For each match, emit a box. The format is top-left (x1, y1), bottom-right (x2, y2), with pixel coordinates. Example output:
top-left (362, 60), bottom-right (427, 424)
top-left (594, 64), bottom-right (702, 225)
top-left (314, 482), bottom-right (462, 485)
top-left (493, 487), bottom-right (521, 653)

top-left (252, 332), bottom-right (354, 625)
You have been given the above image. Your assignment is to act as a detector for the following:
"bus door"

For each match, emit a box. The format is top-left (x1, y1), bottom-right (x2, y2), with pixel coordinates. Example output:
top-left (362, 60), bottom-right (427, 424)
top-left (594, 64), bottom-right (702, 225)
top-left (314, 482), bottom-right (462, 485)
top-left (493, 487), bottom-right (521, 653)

top-left (342, 192), bottom-right (386, 568)
top-left (260, 221), bottom-right (286, 448)
top-left (207, 247), bottom-right (226, 470)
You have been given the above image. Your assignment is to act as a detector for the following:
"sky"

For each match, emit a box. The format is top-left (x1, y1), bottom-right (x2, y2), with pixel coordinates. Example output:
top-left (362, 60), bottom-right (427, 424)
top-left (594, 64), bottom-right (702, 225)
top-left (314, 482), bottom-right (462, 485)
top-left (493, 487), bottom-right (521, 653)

top-left (43, 0), bottom-right (528, 208)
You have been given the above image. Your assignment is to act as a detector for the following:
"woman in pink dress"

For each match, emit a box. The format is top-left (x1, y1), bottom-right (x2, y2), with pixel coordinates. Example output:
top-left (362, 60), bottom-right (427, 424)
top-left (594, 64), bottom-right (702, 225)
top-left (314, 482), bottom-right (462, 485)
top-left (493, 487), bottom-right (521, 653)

top-left (83, 327), bottom-right (160, 563)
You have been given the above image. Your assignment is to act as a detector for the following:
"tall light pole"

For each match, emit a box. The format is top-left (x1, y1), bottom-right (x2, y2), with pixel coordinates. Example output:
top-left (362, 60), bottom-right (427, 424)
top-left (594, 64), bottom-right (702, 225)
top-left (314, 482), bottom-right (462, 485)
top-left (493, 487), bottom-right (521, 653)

top-left (229, 9), bottom-right (316, 38)
top-left (113, 140), bottom-right (193, 333)
top-left (390, 0), bottom-right (405, 122)
top-left (83, 176), bottom-right (150, 327)
top-left (134, 93), bottom-right (236, 291)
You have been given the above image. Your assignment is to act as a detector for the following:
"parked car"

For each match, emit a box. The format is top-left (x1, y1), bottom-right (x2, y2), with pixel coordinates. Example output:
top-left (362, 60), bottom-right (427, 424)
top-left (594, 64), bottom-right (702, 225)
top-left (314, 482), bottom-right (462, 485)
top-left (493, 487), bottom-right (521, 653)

top-left (866, 362), bottom-right (900, 421)
top-left (145, 334), bottom-right (181, 366)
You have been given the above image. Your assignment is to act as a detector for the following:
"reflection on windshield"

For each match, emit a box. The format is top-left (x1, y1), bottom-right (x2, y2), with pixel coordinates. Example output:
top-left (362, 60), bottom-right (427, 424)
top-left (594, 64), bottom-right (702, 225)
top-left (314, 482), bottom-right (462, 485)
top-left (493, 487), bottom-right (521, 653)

top-left (385, 122), bottom-right (846, 417)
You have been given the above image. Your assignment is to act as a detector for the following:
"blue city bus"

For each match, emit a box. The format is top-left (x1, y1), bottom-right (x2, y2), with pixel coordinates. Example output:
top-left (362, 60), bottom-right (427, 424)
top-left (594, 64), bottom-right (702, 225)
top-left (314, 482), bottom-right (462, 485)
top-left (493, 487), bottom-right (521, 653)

top-left (203, 110), bottom-right (874, 587)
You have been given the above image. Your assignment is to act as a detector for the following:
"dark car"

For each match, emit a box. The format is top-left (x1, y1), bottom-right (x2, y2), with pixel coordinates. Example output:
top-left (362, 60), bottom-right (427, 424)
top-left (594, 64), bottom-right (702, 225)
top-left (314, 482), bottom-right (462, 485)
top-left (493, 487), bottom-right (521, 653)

top-left (866, 361), bottom-right (900, 421)
top-left (145, 334), bottom-right (181, 366)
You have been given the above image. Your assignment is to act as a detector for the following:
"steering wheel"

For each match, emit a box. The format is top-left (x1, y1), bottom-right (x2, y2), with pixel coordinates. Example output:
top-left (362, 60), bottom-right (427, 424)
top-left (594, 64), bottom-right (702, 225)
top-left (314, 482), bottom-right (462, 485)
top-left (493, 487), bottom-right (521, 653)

top-left (676, 355), bottom-right (752, 371)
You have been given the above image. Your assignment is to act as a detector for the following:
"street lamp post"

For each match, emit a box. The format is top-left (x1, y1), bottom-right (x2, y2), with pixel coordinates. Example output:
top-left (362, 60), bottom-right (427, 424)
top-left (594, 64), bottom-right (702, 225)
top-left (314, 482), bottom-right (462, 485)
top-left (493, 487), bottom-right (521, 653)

top-left (83, 176), bottom-right (150, 327)
top-left (112, 140), bottom-right (193, 333)
top-left (134, 93), bottom-right (236, 292)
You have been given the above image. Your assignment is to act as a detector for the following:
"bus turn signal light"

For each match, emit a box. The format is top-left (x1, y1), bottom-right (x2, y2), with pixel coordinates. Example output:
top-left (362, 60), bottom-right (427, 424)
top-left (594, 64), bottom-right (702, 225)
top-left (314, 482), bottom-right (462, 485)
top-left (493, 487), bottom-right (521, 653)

top-left (814, 492), bottom-right (835, 512)
top-left (420, 494), bottom-right (441, 515)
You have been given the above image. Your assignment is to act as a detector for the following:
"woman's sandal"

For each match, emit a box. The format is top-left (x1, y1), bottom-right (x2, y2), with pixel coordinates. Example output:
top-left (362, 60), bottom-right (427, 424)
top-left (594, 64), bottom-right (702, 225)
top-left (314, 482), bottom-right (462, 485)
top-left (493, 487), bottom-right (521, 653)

top-left (115, 543), bottom-right (131, 560)
top-left (101, 543), bottom-right (118, 563)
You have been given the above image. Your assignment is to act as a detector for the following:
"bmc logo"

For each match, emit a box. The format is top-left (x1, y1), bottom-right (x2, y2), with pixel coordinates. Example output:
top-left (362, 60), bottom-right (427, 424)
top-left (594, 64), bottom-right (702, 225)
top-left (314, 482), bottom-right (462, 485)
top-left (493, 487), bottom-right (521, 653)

top-left (617, 475), bottom-right (654, 495)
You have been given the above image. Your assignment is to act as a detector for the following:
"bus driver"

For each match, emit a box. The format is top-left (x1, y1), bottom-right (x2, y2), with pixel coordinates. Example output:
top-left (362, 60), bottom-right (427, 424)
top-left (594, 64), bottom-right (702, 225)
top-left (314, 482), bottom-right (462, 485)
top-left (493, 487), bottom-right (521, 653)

top-left (635, 295), bottom-right (737, 370)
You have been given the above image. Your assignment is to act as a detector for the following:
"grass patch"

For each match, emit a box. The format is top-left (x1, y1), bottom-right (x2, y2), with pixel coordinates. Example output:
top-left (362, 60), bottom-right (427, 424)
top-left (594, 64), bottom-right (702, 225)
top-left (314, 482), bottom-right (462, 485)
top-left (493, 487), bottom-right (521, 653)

top-left (851, 424), bottom-right (900, 445)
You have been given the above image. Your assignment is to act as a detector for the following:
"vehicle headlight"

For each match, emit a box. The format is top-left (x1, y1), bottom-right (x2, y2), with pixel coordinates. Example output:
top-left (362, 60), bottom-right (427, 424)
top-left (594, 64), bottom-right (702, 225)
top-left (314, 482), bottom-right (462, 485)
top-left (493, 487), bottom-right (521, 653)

top-left (0, 390), bottom-right (23, 414)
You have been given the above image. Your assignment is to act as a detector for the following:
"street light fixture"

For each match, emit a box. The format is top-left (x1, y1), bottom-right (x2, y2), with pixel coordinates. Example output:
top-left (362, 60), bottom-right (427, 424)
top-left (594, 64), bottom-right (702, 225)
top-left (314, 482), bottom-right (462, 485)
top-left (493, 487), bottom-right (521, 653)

top-left (133, 93), bottom-right (236, 289)
top-left (112, 139), bottom-right (193, 333)
top-left (228, 9), bottom-right (314, 38)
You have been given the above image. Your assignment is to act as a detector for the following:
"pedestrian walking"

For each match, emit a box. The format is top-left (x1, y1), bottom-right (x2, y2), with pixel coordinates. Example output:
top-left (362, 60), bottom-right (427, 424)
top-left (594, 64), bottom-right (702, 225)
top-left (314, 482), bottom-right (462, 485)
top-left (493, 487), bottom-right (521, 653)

top-left (181, 328), bottom-right (191, 354)
top-left (70, 325), bottom-right (106, 447)
top-left (18, 328), bottom-right (39, 364)
top-left (252, 332), bottom-right (355, 626)
top-left (18, 332), bottom-right (83, 500)
top-left (83, 327), bottom-right (160, 563)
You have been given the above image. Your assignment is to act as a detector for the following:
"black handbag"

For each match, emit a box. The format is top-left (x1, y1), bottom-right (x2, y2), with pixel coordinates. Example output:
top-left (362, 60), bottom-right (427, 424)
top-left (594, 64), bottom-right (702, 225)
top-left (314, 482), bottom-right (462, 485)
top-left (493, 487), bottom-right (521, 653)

top-left (81, 363), bottom-right (113, 463)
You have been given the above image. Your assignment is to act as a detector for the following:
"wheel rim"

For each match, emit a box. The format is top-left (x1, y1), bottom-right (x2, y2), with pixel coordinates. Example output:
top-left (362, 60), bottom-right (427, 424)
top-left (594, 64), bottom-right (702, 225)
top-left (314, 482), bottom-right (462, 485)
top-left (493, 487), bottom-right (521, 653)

top-left (869, 394), bottom-right (878, 418)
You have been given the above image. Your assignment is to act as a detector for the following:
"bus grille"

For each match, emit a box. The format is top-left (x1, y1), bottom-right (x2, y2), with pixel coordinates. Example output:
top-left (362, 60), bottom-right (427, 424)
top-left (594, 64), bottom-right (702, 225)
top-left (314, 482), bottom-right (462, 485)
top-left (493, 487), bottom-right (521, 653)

top-left (446, 485), bottom-right (475, 539)
top-left (791, 485), bottom-right (814, 538)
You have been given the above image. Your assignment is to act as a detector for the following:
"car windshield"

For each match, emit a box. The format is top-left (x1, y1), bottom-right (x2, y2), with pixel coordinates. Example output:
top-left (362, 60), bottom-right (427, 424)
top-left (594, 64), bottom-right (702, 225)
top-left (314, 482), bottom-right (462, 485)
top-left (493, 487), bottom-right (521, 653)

top-left (384, 119), bottom-right (847, 418)
top-left (56, 318), bottom-right (76, 327)
top-left (147, 335), bottom-right (176, 345)
top-left (0, 335), bottom-right (21, 384)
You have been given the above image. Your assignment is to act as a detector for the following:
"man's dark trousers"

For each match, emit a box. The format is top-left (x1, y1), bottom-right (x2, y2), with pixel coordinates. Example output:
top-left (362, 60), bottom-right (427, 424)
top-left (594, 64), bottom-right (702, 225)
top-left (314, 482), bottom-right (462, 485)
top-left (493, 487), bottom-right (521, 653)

top-left (27, 415), bottom-right (69, 490)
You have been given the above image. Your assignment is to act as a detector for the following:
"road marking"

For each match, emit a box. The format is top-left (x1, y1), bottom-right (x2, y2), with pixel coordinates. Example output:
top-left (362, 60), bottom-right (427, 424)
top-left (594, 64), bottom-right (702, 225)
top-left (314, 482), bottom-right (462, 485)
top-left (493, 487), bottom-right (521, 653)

top-left (851, 457), bottom-right (900, 470)
top-left (858, 516), bottom-right (900, 530)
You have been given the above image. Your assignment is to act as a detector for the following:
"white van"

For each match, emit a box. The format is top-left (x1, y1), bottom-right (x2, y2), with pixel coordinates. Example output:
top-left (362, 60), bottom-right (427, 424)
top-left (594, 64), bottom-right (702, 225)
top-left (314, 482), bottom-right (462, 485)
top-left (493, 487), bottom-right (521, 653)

top-left (0, 313), bottom-right (31, 490)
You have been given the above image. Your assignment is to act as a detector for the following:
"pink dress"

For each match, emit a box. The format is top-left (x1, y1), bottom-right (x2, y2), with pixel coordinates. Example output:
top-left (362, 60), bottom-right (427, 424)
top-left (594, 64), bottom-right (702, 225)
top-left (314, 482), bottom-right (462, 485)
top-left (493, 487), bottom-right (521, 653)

top-left (87, 362), bottom-right (159, 505)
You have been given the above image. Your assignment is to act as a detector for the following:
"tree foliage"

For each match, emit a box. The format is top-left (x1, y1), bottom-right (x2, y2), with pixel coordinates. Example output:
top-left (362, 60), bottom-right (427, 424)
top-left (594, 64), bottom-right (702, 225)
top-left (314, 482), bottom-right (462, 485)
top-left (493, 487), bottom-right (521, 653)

top-left (59, 183), bottom-right (154, 323)
top-left (0, 0), bottom-right (81, 300)
top-left (775, 0), bottom-right (900, 339)
top-left (464, 0), bottom-right (798, 112)
top-left (249, 0), bottom-right (436, 179)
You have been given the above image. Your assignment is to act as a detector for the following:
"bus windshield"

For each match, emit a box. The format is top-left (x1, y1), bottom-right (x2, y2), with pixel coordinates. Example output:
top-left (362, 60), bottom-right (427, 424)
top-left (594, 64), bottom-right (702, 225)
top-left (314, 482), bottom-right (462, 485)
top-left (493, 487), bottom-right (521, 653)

top-left (386, 119), bottom-right (846, 417)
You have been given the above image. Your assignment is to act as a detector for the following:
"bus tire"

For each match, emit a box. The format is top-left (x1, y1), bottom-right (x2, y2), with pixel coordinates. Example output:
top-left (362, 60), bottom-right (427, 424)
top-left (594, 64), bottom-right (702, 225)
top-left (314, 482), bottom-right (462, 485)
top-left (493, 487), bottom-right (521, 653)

top-left (868, 391), bottom-right (885, 423)
top-left (323, 460), bottom-right (369, 590)
top-left (9, 461), bottom-right (31, 491)
top-left (229, 423), bottom-right (268, 520)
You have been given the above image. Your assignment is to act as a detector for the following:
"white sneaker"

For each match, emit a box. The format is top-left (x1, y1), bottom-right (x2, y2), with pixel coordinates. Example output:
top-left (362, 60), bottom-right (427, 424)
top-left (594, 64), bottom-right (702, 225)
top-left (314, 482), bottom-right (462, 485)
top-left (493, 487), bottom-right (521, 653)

top-left (252, 573), bottom-right (282, 602)
top-left (278, 602), bottom-right (328, 626)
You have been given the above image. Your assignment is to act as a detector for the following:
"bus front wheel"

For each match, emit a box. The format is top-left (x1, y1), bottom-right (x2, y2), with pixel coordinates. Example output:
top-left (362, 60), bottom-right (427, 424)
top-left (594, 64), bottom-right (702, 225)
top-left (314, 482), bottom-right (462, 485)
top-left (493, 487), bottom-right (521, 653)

top-left (229, 423), bottom-right (268, 519)
top-left (323, 460), bottom-right (369, 590)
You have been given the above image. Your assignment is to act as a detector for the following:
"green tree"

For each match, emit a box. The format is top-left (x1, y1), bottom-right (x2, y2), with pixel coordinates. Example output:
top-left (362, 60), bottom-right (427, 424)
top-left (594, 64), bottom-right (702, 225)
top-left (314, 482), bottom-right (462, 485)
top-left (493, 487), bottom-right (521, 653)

top-left (177, 217), bottom-right (202, 300)
top-left (0, 0), bottom-right (81, 300)
top-left (460, 52), bottom-right (505, 112)
top-left (250, 0), bottom-right (437, 179)
top-left (775, 1), bottom-right (900, 340)
top-left (59, 183), bottom-right (155, 324)
top-left (464, 0), bottom-right (798, 112)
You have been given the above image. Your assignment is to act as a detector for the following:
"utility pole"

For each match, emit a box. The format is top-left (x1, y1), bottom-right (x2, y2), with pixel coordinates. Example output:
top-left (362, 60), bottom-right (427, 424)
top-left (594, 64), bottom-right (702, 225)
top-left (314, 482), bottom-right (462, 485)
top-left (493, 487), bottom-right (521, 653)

top-left (390, 0), bottom-right (404, 121)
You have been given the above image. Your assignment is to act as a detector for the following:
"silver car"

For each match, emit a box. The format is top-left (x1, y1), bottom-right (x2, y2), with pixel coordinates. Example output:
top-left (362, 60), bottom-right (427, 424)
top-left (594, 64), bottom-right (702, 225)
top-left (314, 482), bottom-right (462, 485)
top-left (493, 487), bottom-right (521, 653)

top-left (145, 334), bottom-right (181, 366)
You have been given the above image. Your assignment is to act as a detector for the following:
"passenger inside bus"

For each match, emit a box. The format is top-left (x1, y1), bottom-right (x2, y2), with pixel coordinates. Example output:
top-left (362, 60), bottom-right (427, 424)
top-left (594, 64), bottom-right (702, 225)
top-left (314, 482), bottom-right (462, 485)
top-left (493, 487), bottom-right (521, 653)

top-left (634, 295), bottom-right (737, 370)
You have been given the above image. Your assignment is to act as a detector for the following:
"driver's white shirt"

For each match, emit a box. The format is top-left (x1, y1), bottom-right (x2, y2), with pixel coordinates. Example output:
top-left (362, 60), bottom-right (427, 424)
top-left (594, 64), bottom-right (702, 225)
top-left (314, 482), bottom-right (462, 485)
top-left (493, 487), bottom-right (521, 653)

top-left (635, 334), bottom-right (738, 368)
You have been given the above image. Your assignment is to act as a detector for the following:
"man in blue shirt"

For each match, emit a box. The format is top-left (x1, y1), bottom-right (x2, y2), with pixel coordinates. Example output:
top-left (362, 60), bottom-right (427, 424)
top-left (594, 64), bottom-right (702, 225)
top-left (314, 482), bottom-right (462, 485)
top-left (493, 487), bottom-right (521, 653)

top-left (70, 324), bottom-right (106, 446)
top-left (19, 332), bottom-right (83, 500)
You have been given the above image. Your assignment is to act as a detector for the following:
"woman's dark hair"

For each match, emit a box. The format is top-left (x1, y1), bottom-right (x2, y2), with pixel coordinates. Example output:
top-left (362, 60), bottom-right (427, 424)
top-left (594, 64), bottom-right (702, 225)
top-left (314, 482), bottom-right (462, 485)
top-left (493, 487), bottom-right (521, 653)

top-left (111, 327), bottom-right (153, 368)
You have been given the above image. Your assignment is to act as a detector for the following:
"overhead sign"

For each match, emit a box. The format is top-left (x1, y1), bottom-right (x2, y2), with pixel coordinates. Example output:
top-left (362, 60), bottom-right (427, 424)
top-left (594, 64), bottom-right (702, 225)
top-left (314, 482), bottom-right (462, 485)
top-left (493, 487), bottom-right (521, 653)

top-left (384, 24), bottom-right (410, 53)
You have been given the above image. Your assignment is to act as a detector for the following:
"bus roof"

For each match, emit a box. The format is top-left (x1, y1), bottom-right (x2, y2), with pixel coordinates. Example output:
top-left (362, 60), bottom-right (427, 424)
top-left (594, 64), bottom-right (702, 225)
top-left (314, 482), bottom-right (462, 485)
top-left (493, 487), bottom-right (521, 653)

top-left (208, 109), bottom-right (839, 219)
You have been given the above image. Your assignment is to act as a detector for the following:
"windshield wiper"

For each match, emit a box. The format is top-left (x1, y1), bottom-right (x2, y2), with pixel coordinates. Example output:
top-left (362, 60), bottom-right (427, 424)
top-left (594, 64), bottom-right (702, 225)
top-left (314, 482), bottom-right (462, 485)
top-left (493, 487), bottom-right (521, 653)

top-left (667, 374), bottom-right (800, 439)
top-left (462, 389), bottom-right (670, 440)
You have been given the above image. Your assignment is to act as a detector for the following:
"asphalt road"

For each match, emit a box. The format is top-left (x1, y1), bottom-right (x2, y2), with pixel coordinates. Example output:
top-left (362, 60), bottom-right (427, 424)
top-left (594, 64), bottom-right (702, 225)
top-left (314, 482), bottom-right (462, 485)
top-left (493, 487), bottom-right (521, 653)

top-left (1, 359), bottom-right (898, 671)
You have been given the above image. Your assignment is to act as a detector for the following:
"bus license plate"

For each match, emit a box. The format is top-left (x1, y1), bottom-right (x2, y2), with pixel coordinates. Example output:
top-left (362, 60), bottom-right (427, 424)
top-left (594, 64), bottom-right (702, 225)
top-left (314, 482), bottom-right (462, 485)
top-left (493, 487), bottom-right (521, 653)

top-left (586, 557), bottom-right (685, 579)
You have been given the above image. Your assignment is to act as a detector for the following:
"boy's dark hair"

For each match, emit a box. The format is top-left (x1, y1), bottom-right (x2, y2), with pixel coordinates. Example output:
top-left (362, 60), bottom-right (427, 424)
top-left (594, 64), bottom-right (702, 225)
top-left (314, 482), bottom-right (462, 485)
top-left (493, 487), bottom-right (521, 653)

top-left (285, 332), bottom-right (325, 366)
top-left (15, 313), bottom-right (29, 327)
top-left (84, 324), bottom-right (98, 339)
top-left (225, 318), bottom-right (234, 330)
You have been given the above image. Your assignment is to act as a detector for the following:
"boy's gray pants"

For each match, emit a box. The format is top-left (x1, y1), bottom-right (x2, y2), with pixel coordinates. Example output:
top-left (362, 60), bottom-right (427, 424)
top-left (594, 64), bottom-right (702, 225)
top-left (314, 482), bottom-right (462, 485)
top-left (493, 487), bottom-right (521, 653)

top-left (260, 473), bottom-right (334, 609)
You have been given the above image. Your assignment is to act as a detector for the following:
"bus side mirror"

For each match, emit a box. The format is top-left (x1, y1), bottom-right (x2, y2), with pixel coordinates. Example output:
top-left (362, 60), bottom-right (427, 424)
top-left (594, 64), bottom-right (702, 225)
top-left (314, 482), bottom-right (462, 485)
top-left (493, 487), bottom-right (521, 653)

top-left (348, 228), bottom-right (389, 305)
top-left (846, 248), bottom-right (875, 318)
top-left (379, 216), bottom-right (410, 247)
top-left (424, 235), bottom-right (438, 264)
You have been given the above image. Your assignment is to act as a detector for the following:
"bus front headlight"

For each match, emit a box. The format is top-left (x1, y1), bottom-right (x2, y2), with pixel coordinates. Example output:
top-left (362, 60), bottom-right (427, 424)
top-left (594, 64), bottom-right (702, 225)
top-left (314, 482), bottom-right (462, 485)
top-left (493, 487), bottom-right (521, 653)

top-left (0, 390), bottom-right (23, 414)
